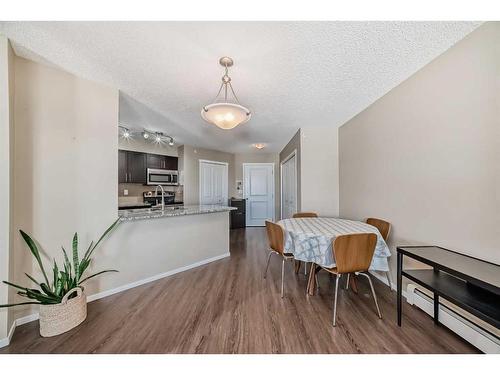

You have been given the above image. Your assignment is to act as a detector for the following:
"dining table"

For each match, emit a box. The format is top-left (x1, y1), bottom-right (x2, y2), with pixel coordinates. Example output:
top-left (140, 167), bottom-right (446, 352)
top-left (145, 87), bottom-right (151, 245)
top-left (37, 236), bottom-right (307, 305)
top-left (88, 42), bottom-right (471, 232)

top-left (277, 217), bottom-right (391, 295)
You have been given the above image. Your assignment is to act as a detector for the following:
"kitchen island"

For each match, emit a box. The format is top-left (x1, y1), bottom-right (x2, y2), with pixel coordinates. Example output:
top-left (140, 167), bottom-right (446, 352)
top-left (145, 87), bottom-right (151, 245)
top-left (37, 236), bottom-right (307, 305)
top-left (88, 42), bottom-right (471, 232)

top-left (83, 205), bottom-right (236, 302)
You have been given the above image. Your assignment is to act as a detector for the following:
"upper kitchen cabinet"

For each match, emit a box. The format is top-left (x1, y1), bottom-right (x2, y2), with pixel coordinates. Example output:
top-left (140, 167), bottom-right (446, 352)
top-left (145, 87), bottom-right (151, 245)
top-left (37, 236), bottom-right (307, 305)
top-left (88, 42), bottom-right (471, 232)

top-left (146, 153), bottom-right (167, 169)
top-left (165, 156), bottom-right (178, 170)
top-left (127, 151), bottom-right (146, 183)
top-left (146, 153), bottom-right (178, 170)
top-left (119, 150), bottom-right (179, 184)
top-left (119, 150), bottom-right (146, 184)
top-left (118, 150), bottom-right (128, 183)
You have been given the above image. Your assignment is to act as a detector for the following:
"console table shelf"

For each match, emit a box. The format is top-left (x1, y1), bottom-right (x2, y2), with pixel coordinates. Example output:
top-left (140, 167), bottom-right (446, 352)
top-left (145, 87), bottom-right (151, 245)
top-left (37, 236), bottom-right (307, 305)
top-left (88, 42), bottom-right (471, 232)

top-left (403, 269), bottom-right (500, 328)
top-left (397, 246), bottom-right (500, 330)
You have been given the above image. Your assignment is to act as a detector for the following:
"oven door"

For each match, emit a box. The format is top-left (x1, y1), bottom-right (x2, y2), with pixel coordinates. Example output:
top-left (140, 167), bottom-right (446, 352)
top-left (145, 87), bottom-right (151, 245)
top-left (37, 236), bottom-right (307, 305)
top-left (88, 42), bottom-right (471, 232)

top-left (147, 169), bottom-right (172, 185)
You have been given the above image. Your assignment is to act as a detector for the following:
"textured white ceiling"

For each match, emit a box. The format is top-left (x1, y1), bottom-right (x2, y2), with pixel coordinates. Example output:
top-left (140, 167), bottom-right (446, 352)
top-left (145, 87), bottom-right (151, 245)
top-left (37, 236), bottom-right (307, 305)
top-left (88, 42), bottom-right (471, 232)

top-left (0, 21), bottom-right (481, 153)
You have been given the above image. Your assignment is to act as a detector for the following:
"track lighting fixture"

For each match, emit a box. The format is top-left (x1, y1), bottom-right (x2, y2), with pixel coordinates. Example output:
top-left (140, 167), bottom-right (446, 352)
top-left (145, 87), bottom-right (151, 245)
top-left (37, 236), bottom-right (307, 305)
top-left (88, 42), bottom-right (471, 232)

top-left (118, 124), bottom-right (175, 147)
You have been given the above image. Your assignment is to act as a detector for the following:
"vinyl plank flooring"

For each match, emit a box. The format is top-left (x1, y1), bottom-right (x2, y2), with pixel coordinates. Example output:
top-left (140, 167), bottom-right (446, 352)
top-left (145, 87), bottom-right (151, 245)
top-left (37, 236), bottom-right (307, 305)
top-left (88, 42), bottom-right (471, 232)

top-left (0, 227), bottom-right (479, 354)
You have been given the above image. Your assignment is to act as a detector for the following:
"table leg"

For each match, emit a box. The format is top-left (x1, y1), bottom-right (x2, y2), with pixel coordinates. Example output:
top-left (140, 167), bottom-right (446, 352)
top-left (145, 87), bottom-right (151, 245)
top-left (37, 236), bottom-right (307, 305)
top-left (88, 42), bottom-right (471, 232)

top-left (434, 293), bottom-right (440, 325)
top-left (306, 263), bottom-right (320, 296)
top-left (397, 252), bottom-right (403, 326)
top-left (294, 260), bottom-right (301, 274)
top-left (349, 273), bottom-right (358, 294)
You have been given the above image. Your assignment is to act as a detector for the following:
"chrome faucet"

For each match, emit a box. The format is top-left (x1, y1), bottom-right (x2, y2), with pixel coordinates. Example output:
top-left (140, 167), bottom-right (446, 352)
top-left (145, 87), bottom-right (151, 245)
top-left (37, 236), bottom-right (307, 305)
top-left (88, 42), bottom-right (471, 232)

top-left (155, 185), bottom-right (165, 210)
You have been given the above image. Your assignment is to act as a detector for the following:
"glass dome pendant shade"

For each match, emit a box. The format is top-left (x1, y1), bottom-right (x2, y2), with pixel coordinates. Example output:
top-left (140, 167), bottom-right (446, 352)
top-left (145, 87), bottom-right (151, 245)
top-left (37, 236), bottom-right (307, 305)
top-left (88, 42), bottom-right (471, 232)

top-left (201, 57), bottom-right (251, 130)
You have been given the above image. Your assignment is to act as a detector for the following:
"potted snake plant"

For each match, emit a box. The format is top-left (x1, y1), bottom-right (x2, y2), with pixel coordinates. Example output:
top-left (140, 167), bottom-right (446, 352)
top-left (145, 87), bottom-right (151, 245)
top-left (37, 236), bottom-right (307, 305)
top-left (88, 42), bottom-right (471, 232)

top-left (0, 218), bottom-right (120, 337)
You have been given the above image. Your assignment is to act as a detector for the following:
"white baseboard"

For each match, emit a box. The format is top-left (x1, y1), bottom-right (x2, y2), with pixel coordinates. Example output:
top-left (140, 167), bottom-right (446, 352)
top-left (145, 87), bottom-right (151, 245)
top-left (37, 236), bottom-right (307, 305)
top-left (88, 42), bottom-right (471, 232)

top-left (408, 285), bottom-right (499, 353)
top-left (0, 252), bottom-right (230, 347)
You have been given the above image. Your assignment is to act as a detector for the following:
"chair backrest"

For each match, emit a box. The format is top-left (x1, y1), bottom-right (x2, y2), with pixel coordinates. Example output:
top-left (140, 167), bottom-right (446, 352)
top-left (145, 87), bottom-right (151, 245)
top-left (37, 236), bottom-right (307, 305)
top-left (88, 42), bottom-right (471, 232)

top-left (332, 233), bottom-right (377, 274)
top-left (292, 212), bottom-right (318, 218)
top-left (366, 218), bottom-right (391, 241)
top-left (265, 221), bottom-right (285, 255)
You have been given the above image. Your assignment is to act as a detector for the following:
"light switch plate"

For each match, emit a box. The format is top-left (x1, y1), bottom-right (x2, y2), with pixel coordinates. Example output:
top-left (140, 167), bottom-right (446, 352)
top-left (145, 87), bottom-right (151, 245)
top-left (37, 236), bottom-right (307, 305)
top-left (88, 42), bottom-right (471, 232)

top-left (124, 189), bottom-right (129, 196)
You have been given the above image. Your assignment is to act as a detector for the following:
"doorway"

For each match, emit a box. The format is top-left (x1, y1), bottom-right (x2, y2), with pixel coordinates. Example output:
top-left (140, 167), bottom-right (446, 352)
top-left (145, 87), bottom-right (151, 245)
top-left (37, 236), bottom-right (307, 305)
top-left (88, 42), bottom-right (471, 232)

top-left (199, 160), bottom-right (228, 205)
top-left (280, 151), bottom-right (297, 219)
top-left (243, 163), bottom-right (275, 226)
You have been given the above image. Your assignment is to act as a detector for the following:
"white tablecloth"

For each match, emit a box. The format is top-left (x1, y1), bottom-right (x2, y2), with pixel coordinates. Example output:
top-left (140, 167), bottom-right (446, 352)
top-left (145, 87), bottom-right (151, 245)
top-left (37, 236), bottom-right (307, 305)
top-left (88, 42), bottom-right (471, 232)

top-left (278, 217), bottom-right (391, 271)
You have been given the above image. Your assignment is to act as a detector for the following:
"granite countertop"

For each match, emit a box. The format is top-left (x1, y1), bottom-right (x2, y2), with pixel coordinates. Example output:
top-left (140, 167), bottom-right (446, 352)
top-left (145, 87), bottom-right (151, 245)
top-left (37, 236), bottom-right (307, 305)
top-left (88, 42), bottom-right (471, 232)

top-left (118, 205), bottom-right (236, 221)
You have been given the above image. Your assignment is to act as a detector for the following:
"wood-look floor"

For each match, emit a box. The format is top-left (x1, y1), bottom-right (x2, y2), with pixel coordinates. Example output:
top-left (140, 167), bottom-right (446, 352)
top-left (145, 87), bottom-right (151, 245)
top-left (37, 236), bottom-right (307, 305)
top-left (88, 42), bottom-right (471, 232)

top-left (1, 228), bottom-right (478, 354)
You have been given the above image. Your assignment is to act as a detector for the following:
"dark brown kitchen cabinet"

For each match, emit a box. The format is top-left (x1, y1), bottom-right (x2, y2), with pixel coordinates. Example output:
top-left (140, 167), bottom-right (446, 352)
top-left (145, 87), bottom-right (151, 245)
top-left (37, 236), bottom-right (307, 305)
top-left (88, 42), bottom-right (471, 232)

top-left (118, 150), bottom-right (178, 184)
top-left (118, 150), bottom-right (146, 184)
top-left (127, 151), bottom-right (146, 183)
top-left (146, 154), bottom-right (178, 170)
top-left (118, 150), bottom-right (128, 183)
top-left (146, 154), bottom-right (167, 169)
top-left (165, 156), bottom-right (178, 170)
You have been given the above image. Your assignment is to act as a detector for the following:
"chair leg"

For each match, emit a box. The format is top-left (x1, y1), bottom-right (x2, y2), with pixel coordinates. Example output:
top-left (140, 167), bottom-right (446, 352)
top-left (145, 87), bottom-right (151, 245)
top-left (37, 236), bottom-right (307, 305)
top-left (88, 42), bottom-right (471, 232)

top-left (281, 258), bottom-right (285, 298)
top-left (304, 261), bottom-right (307, 275)
top-left (386, 271), bottom-right (392, 290)
top-left (345, 273), bottom-right (350, 290)
top-left (359, 272), bottom-right (382, 319)
top-left (263, 251), bottom-right (273, 279)
top-left (333, 274), bottom-right (341, 326)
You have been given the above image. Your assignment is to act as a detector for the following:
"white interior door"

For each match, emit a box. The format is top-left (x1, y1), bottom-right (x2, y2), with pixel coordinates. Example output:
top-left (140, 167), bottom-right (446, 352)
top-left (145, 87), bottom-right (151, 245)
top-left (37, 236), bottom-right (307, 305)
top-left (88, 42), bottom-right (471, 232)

top-left (281, 153), bottom-right (297, 219)
top-left (244, 163), bottom-right (275, 226)
top-left (199, 160), bottom-right (228, 205)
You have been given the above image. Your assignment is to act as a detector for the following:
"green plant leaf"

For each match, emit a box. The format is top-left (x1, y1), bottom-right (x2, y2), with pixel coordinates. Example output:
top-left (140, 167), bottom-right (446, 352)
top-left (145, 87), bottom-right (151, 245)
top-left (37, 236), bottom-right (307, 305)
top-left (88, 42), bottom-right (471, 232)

top-left (3, 280), bottom-right (29, 291)
top-left (19, 230), bottom-right (50, 286)
top-left (72, 232), bottom-right (80, 281)
top-left (84, 240), bottom-right (94, 261)
top-left (55, 278), bottom-right (63, 296)
top-left (61, 246), bottom-right (72, 281)
top-left (52, 259), bottom-right (59, 292)
top-left (40, 283), bottom-right (59, 299)
top-left (78, 258), bottom-right (91, 280)
top-left (0, 301), bottom-right (42, 308)
top-left (24, 273), bottom-right (41, 287)
top-left (79, 269), bottom-right (118, 284)
top-left (83, 218), bottom-right (120, 262)
top-left (25, 289), bottom-right (60, 304)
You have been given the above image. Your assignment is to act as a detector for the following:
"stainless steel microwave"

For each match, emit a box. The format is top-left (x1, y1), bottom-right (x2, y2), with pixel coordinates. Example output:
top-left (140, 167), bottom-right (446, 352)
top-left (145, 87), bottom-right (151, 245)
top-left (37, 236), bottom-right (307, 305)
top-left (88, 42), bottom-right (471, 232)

top-left (147, 168), bottom-right (179, 186)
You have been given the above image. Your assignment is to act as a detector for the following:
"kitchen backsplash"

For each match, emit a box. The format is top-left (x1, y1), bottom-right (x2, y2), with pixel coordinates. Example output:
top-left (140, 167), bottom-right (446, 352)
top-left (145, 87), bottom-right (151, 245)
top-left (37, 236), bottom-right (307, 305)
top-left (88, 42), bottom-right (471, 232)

top-left (118, 183), bottom-right (184, 202)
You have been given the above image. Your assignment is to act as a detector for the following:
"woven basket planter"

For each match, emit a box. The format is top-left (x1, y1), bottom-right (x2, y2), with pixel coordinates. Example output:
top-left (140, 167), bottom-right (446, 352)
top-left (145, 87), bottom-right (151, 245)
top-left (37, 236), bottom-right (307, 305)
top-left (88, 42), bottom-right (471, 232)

top-left (39, 287), bottom-right (87, 337)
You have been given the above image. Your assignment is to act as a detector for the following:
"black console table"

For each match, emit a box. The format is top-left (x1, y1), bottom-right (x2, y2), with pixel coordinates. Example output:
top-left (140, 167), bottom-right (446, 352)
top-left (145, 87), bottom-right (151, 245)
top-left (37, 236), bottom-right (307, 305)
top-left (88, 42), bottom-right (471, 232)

top-left (397, 246), bottom-right (500, 329)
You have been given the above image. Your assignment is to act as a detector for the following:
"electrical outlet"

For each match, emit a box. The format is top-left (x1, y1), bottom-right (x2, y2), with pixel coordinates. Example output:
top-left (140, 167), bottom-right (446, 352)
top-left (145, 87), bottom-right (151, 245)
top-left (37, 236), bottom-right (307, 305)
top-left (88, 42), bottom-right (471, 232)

top-left (124, 189), bottom-right (129, 196)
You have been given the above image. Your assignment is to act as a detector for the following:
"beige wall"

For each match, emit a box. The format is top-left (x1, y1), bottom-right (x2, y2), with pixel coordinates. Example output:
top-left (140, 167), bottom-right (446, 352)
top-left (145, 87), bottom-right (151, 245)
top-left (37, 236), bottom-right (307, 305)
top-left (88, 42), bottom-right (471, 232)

top-left (0, 35), bottom-right (14, 341)
top-left (234, 152), bottom-right (280, 220)
top-left (300, 127), bottom-right (339, 217)
top-left (10, 56), bottom-right (119, 322)
top-left (339, 22), bottom-right (500, 277)
top-left (278, 127), bottom-right (339, 218)
top-left (180, 144), bottom-right (235, 205)
top-left (279, 130), bottom-right (301, 213)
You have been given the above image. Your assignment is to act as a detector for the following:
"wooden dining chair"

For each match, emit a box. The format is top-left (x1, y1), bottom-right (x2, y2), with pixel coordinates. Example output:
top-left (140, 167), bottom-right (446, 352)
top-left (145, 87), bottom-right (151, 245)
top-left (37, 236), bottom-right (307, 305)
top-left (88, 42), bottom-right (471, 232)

top-left (320, 233), bottom-right (382, 326)
top-left (366, 218), bottom-right (392, 289)
top-left (292, 212), bottom-right (318, 218)
top-left (264, 220), bottom-right (295, 298)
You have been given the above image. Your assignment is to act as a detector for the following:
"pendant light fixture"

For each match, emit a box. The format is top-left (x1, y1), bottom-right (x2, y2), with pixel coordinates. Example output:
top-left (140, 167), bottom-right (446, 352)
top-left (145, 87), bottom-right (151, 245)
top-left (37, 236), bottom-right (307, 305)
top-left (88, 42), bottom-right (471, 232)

top-left (201, 57), bottom-right (251, 130)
